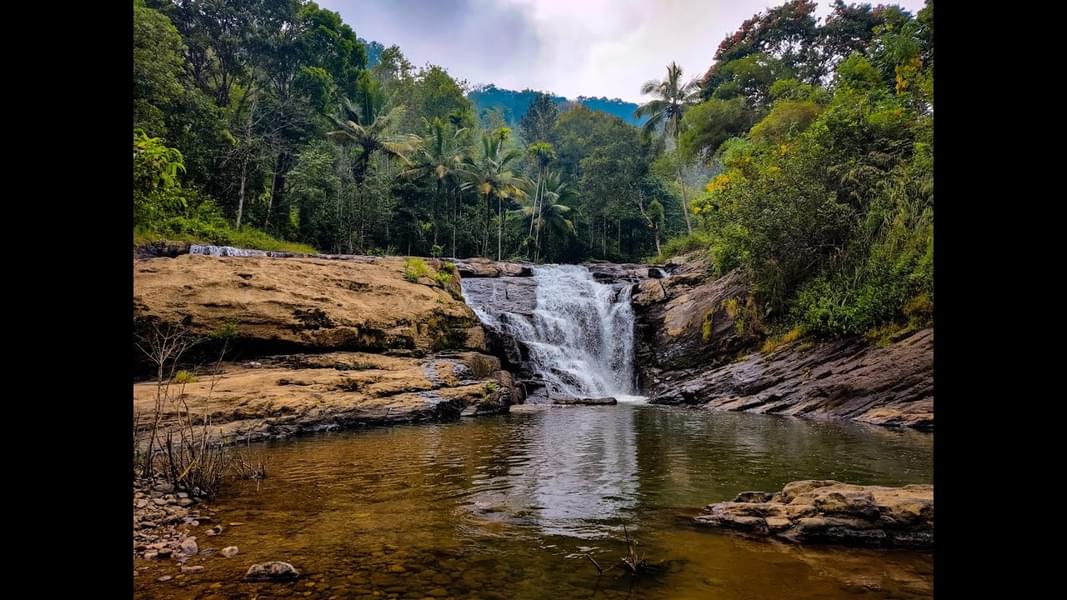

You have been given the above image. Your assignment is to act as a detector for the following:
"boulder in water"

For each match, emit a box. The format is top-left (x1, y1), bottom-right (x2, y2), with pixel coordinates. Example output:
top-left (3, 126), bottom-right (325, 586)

top-left (694, 480), bottom-right (933, 548)
top-left (245, 561), bottom-right (300, 581)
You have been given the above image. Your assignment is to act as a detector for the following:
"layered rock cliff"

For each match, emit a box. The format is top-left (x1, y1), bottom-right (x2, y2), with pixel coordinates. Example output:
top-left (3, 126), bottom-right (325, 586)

top-left (631, 254), bottom-right (933, 429)
top-left (133, 252), bottom-right (521, 443)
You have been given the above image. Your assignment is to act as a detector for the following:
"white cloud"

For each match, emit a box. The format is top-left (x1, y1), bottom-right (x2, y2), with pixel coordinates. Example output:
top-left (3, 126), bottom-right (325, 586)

top-left (320, 0), bottom-right (929, 103)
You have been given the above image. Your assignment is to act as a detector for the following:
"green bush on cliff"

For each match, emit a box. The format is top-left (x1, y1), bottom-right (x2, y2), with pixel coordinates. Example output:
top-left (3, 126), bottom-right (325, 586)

top-left (434, 270), bottom-right (453, 288)
top-left (404, 258), bottom-right (432, 282)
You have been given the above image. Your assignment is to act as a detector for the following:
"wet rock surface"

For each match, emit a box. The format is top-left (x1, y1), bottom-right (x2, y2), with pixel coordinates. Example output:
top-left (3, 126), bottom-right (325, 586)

top-left (245, 561), bottom-right (300, 581)
top-left (551, 396), bottom-right (618, 405)
top-left (695, 480), bottom-right (933, 549)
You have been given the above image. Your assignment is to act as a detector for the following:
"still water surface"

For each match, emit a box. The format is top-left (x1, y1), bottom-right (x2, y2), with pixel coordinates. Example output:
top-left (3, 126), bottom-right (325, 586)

top-left (134, 404), bottom-right (933, 599)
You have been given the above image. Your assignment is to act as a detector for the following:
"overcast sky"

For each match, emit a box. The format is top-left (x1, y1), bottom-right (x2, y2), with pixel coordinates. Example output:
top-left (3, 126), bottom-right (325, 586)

top-left (318, 0), bottom-right (927, 103)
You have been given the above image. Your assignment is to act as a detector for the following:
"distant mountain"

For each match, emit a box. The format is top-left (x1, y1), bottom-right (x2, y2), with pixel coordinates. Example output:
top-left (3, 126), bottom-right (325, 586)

top-left (467, 85), bottom-right (646, 128)
top-left (355, 38), bottom-right (644, 128)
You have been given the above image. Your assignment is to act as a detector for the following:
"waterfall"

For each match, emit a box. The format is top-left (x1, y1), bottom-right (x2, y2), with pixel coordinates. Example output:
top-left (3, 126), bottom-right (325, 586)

top-left (462, 264), bottom-right (640, 401)
top-left (189, 244), bottom-right (271, 257)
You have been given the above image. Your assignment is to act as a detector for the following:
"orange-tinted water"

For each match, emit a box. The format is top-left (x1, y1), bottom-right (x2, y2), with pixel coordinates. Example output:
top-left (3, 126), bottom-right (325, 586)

top-left (134, 405), bottom-right (933, 599)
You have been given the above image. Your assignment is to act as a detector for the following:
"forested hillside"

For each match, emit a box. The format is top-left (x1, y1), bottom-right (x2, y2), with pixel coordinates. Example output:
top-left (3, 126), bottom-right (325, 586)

top-left (467, 85), bottom-right (645, 127)
top-left (133, 0), bottom-right (932, 340)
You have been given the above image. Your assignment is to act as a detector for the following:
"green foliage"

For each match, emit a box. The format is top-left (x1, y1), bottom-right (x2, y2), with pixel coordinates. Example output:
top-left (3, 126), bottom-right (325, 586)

top-left (701, 312), bottom-right (714, 342)
top-left (133, 130), bottom-right (189, 227)
top-left (211, 321), bottom-right (240, 341)
top-left (663, 1), bottom-right (934, 339)
top-left (404, 257), bottom-right (431, 282)
top-left (760, 327), bottom-right (804, 354)
top-left (654, 231), bottom-right (713, 262)
top-left (749, 100), bottom-right (823, 144)
top-left (678, 97), bottom-right (752, 163)
top-left (130, 0), bottom-right (932, 319)
top-left (133, 0), bottom-right (187, 136)
top-left (434, 270), bottom-right (453, 287)
top-left (173, 370), bottom-right (197, 385)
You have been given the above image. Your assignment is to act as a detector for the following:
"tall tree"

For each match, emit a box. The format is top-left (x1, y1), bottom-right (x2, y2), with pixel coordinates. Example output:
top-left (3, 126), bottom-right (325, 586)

top-left (635, 62), bottom-right (701, 234)
top-left (327, 99), bottom-right (420, 250)
top-left (404, 118), bottom-right (466, 253)
top-left (458, 129), bottom-right (527, 260)
top-left (525, 142), bottom-right (556, 259)
top-left (519, 92), bottom-right (559, 144)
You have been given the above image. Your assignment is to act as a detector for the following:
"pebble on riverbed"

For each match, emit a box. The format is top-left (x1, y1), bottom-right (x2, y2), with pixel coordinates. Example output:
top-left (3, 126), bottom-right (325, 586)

top-left (245, 561), bottom-right (300, 581)
top-left (133, 477), bottom-right (208, 562)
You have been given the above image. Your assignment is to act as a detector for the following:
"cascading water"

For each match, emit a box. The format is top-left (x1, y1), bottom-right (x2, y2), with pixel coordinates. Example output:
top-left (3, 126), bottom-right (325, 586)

top-left (462, 265), bottom-right (641, 402)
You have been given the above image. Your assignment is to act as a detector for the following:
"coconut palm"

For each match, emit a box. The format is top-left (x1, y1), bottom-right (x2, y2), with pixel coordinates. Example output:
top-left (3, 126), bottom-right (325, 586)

top-left (516, 169), bottom-right (575, 262)
top-left (327, 98), bottom-right (421, 252)
top-left (403, 118), bottom-right (466, 254)
top-left (457, 129), bottom-right (527, 260)
top-left (635, 62), bottom-right (702, 234)
top-left (327, 98), bottom-right (421, 185)
top-left (525, 141), bottom-right (556, 258)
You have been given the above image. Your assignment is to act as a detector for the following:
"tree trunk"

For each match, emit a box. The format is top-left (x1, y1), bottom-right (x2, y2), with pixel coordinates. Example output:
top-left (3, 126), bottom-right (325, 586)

top-left (602, 215), bottom-right (607, 256)
top-left (497, 195), bottom-right (503, 261)
top-left (452, 188), bottom-right (457, 258)
top-left (433, 180), bottom-right (440, 248)
top-left (236, 155), bottom-right (248, 229)
top-left (677, 163), bottom-right (693, 234)
top-left (264, 164), bottom-right (279, 230)
top-left (483, 194), bottom-right (491, 257)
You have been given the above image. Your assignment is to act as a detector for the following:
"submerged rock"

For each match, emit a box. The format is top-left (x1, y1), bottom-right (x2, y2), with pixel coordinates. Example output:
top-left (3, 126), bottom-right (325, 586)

top-left (179, 537), bottom-right (198, 556)
top-left (695, 480), bottom-right (933, 548)
top-left (245, 561), bottom-right (300, 581)
top-left (221, 546), bottom-right (239, 558)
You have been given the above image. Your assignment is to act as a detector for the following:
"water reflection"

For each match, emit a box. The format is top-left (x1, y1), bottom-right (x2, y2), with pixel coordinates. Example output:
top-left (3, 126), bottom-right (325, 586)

top-left (134, 406), bottom-right (933, 600)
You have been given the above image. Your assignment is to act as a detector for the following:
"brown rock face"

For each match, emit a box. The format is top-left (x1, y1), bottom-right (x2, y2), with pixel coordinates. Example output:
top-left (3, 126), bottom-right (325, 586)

top-left (133, 254), bottom-right (523, 442)
top-left (694, 480), bottom-right (933, 549)
top-left (134, 254), bottom-right (484, 358)
top-left (134, 351), bottom-right (520, 444)
top-left (633, 253), bottom-right (933, 429)
top-left (670, 329), bottom-right (934, 428)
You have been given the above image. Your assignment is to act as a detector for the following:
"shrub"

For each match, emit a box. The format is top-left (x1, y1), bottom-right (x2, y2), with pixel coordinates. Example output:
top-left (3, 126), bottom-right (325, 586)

top-left (760, 327), bottom-right (804, 354)
top-left (434, 270), bottom-right (453, 288)
top-left (404, 258), bottom-right (432, 282)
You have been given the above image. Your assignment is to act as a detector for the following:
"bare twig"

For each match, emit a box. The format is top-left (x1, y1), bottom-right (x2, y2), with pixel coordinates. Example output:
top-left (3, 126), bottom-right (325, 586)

top-left (584, 554), bottom-right (604, 575)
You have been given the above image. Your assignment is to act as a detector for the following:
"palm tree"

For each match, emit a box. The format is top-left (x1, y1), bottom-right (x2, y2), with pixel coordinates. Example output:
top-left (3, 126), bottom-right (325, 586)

top-left (635, 62), bottom-right (702, 234)
top-left (327, 98), bottom-right (421, 185)
top-left (516, 169), bottom-right (575, 262)
top-left (327, 98), bottom-right (421, 251)
top-left (457, 129), bottom-right (527, 260)
top-left (525, 142), bottom-right (556, 258)
top-left (403, 118), bottom-right (466, 255)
